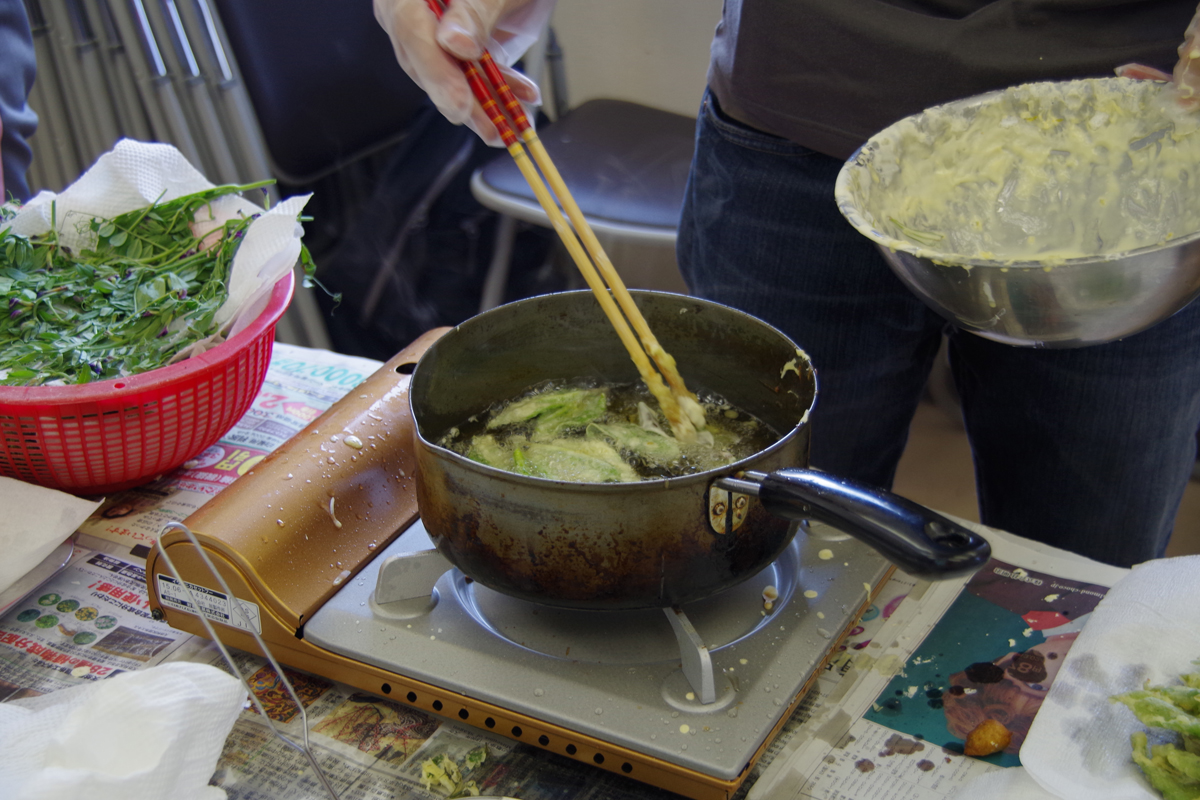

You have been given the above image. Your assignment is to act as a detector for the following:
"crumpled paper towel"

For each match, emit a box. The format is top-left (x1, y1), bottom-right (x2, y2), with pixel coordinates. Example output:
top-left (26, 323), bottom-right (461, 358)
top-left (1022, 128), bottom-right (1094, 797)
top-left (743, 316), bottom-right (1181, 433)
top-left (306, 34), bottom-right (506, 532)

top-left (1015, 555), bottom-right (1200, 800)
top-left (947, 765), bottom-right (1060, 800)
top-left (0, 662), bottom-right (247, 800)
top-left (5, 138), bottom-right (309, 344)
top-left (0, 476), bottom-right (100, 596)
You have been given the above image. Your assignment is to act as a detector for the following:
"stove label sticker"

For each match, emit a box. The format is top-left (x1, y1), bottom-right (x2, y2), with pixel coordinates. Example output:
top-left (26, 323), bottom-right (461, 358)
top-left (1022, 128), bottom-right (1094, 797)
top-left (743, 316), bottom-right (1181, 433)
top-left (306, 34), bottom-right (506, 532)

top-left (156, 575), bottom-right (263, 634)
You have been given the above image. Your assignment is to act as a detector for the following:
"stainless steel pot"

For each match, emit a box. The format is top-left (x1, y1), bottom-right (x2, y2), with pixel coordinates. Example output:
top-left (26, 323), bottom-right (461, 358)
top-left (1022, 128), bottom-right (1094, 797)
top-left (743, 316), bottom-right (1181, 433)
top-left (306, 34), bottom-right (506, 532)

top-left (410, 290), bottom-right (989, 610)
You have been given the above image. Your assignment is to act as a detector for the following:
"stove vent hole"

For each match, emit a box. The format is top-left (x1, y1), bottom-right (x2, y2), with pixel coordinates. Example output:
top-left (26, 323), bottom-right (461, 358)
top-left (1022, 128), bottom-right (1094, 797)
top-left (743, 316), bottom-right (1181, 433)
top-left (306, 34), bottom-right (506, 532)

top-left (458, 709), bottom-right (469, 720)
top-left (433, 700), bottom-right (443, 711)
top-left (380, 683), bottom-right (391, 695)
top-left (511, 725), bottom-right (523, 737)
top-left (485, 717), bottom-right (496, 728)
top-left (565, 744), bottom-right (577, 755)
top-left (593, 753), bottom-right (605, 765)
top-left (621, 763), bottom-right (633, 774)
top-left (538, 735), bottom-right (549, 746)
top-left (406, 691), bottom-right (417, 703)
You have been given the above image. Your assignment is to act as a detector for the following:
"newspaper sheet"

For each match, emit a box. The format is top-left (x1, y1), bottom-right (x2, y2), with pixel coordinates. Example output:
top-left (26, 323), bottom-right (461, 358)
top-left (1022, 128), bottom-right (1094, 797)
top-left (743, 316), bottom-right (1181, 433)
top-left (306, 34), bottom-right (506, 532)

top-left (0, 542), bottom-right (195, 698)
top-left (745, 529), bottom-right (1130, 800)
top-left (0, 342), bottom-right (1136, 800)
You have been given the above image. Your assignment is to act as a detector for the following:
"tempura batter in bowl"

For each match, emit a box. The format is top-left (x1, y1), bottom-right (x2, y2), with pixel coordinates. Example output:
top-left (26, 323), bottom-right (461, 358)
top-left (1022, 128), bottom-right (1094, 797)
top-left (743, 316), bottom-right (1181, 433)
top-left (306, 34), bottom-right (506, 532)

top-left (839, 77), bottom-right (1200, 265)
top-left (835, 76), bottom-right (1200, 347)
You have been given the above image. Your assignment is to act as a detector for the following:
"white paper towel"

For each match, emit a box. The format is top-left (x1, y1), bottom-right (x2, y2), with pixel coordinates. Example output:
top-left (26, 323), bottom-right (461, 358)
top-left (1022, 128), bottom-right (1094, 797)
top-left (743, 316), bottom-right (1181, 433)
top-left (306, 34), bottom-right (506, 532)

top-left (0, 476), bottom-right (100, 596)
top-left (947, 765), bottom-right (1060, 800)
top-left (0, 662), bottom-right (246, 800)
top-left (1019, 555), bottom-right (1200, 800)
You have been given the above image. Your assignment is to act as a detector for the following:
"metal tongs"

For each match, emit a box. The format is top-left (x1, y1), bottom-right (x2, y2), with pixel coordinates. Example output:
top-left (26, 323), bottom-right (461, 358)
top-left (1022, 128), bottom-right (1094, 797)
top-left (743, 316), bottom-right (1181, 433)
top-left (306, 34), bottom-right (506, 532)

top-left (156, 521), bottom-right (342, 800)
top-left (427, 0), bottom-right (706, 441)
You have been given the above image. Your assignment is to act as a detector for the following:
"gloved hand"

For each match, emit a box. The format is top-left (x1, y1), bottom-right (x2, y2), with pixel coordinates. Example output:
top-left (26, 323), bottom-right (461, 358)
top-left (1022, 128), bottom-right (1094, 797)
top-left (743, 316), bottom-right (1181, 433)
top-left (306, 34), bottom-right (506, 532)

top-left (1173, 5), bottom-right (1200, 109)
top-left (373, 0), bottom-right (554, 145)
top-left (1114, 2), bottom-right (1200, 110)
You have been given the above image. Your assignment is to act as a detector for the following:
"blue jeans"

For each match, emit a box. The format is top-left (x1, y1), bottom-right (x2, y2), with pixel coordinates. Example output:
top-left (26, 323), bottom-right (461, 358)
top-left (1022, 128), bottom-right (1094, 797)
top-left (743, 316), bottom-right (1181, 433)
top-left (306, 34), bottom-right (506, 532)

top-left (678, 90), bottom-right (1200, 568)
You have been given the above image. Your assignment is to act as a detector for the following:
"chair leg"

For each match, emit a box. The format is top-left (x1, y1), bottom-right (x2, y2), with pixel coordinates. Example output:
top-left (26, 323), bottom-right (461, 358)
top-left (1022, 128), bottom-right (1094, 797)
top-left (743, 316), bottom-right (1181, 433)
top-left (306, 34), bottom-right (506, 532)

top-left (479, 214), bottom-right (520, 312)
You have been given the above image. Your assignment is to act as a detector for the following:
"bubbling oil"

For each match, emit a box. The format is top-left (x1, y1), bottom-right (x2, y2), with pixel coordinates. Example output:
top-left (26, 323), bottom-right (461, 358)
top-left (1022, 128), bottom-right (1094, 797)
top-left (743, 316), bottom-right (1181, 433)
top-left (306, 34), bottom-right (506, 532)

top-left (437, 379), bottom-right (780, 482)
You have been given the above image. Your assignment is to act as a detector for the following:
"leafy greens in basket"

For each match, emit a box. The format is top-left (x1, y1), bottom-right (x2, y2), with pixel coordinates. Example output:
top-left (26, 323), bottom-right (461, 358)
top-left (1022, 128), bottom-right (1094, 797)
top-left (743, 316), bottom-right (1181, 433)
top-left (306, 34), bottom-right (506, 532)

top-left (0, 182), bottom-right (317, 386)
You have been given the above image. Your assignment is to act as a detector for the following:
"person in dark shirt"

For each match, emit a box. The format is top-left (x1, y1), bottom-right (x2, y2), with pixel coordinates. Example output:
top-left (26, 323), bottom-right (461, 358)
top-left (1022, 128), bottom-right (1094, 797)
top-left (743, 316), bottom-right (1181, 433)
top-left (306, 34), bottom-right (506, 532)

top-left (0, 0), bottom-right (37, 203)
top-left (374, 0), bottom-right (1200, 567)
top-left (682, 1), bottom-right (1200, 568)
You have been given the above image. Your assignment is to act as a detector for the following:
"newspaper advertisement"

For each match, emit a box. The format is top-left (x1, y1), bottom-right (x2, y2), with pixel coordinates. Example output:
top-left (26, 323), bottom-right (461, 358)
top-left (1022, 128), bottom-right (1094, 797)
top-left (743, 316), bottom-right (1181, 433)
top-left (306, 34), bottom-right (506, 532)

top-left (745, 528), bottom-right (1130, 800)
top-left (0, 547), bottom-right (194, 699)
top-left (77, 343), bottom-right (383, 550)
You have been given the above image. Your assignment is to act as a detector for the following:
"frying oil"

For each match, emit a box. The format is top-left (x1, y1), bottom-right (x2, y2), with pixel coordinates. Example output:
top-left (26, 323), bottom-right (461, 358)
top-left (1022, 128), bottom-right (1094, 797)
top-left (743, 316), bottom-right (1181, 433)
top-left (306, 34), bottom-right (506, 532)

top-left (437, 379), bottom-right (779, 481)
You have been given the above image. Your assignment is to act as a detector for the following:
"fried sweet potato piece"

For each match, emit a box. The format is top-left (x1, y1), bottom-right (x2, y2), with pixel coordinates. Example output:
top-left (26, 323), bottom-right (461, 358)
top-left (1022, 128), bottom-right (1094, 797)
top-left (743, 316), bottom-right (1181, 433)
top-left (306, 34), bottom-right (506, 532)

top-left (964, 718), bottom-right (1013, 757)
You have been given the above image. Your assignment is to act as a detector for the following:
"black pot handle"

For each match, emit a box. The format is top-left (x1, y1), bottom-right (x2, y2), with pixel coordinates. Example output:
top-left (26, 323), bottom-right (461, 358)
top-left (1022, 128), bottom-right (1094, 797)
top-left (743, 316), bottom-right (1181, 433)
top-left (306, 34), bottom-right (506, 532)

top-left (716, 469), bottom-right (991, 578)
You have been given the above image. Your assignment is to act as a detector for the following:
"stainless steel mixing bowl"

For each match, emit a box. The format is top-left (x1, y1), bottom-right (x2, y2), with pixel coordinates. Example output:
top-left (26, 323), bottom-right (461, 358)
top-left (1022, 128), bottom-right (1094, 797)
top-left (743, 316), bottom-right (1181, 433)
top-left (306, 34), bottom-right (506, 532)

top-left (835, 79), bottom-right (1200, 348)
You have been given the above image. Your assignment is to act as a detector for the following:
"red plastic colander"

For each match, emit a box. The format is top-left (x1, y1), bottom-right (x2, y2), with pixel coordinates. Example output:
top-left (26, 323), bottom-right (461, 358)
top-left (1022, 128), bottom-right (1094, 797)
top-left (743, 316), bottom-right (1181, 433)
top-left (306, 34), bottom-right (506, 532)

top-left (0, 271), bottom-right (294, 496)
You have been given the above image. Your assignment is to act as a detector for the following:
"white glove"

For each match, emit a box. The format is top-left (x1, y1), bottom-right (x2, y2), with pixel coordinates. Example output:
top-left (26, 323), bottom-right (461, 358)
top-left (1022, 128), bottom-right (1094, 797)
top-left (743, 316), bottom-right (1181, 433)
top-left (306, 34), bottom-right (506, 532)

top-left (1173, 4), bottom-right (1200, 109)
top-left (374, 0), bottom-right (555, 145)
top-left (1114, 2), bottom-right (1200, 110)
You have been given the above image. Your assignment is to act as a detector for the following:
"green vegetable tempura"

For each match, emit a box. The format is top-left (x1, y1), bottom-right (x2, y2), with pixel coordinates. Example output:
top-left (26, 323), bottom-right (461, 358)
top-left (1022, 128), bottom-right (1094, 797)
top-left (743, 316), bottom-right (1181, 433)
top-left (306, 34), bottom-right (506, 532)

top-left (1112, 661), bottom-right (1200, 800)
top-left (440, 381), bottom-right (777, 483)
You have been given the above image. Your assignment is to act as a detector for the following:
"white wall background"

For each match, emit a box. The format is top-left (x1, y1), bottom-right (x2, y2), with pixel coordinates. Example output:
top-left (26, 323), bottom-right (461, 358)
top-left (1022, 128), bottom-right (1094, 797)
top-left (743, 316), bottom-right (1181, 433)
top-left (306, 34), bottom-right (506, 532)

top-left (546, 0), bottom-right (723, 117)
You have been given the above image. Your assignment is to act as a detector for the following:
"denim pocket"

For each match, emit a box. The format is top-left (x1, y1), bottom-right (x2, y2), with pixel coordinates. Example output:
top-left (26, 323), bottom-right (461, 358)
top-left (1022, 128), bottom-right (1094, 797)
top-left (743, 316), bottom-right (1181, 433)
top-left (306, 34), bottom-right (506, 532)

top-left (701, 89), bottom-right (817, 158)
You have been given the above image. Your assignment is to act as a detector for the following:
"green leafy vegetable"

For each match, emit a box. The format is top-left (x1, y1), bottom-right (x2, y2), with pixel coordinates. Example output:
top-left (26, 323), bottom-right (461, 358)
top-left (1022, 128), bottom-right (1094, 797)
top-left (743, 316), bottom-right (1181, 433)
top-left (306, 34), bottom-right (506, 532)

top-left (441, 380), bottom-right (776, 483)
top-left (1115, 691), bottom-right (1200, 743)
top-left (586, 421), bottom-right (681, 463)
top-left (1113, 661), bottom-right (1200, 799)
top-left (461, 745), bottom-right (487, 772)
top-left (0, 182), bottom-right (319, 386)
top-left (466, 434), bottom-right (512, 470)
top-left (1129, 732), bottom-right (1200, 800)
top-left (486, 387), bottom-right (607, 438)
top-left (517, 440), bottom-right (639, 482)
top-left (419, 746), bottom-right (487, 797)
top-left (1117, 686), bottom-right (1200, 718)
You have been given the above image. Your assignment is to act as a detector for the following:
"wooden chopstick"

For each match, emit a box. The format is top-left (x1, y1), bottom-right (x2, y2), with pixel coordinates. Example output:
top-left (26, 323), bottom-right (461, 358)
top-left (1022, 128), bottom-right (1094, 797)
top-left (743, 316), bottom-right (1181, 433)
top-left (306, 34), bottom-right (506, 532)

top-left (472, 53), bottom-right (705, 429)
top-left (424, 0), bottom-right (704, 440)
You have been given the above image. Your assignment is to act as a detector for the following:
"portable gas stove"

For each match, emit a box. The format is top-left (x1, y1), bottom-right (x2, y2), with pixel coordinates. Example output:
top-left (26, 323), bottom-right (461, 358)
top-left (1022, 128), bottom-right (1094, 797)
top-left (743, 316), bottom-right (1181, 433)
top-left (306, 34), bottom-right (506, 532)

top-left (146, 331), bottom-right (892, 800)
